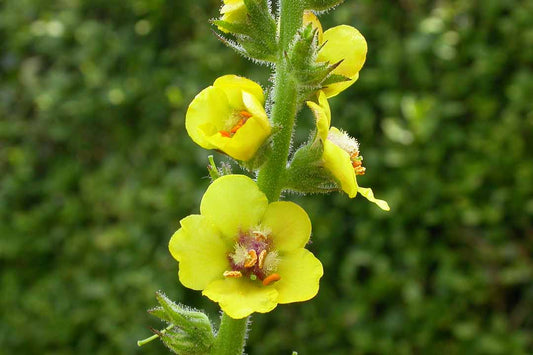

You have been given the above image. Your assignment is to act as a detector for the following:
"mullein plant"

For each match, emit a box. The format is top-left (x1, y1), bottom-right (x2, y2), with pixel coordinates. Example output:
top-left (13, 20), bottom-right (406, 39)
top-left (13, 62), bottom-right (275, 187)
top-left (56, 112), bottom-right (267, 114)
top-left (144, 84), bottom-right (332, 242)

top-left (138, 0), bottom-right (390, 353)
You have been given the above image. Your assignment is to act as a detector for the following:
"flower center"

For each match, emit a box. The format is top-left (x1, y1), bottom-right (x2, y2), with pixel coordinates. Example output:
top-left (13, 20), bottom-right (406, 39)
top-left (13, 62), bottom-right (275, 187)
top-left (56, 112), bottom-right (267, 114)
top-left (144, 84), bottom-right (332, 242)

top-left (327, 129), bottom-right (366, 176)
top-left (219, 110), bottom-right (252, 138)
top-left (224, 228), bottom-right (281, 286)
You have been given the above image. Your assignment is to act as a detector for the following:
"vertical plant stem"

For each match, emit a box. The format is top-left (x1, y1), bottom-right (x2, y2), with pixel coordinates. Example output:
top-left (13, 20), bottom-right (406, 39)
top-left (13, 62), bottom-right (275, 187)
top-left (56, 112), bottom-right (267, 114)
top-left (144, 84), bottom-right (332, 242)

top-left (256, 0), bottom-right (304, 202)
top-left (211, 1), bottom-right (305, 354)
top-left (210, 313), bottom-right (248, 355)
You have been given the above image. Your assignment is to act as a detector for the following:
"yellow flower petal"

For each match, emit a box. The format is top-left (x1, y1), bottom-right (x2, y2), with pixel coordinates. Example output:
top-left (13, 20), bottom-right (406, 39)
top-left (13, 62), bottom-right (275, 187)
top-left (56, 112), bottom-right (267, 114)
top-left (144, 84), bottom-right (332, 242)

top-left (242, 91), bottom-right (269, 126)
top-left (261, 201), bottom-right (312, 252)
top-left (186, 75), bottom-right (271, 161)
top-left (307, 91), bottom-right (331, 142)
top-left (185, 86), bottom-right (233, 149)
top-left (200, 175), bottom-right (269, 240)
top-left (307, 101), bottom-right (329, 142)
top-left (323, 73), bottom-right (359, 99)
top-left (322, 139), bottom-right (358, 197)
top-left (275, 248), bottom-right (323, 304)
top-left (358, 186), bottom-right (391, 211)
top-left (203, 278), bottom-right (279, 319)
top-left (205, 115), bottom-right (271, 161)
top-left (214, 75), bottom-right (265, 108)
top-left (169, 215), bottom-right (229, 290)
top-left (316, 90), bottom-right (331, 124)
top-left (220, 0), bottom-right (248, 29)
top-left (318, 25), bottom-right (367, 98)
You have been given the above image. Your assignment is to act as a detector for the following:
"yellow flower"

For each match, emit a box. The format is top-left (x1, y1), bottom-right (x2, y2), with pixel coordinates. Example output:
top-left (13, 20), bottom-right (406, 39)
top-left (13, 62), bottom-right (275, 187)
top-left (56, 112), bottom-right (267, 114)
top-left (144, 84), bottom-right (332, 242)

top-left (169, 175), bottom-right (323, 319)
top-left (303, 11), bottom-right (368, 98)
top-left (219, 0), bottom-right (248, 32)
top-left (307, 91), bottom-right (390, 211)
top-left (185, 75), bottom-right (271, 161)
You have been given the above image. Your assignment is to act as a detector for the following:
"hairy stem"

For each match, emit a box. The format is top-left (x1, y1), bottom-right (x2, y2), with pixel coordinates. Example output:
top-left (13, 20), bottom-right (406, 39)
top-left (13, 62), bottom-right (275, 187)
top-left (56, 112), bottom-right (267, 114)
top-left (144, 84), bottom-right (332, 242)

top-left (256, 0), bottom-right (304, 201)
top-left (210, 313), bottom-right (248, 355)
top-left (212, 1), bottom-right (305, 354)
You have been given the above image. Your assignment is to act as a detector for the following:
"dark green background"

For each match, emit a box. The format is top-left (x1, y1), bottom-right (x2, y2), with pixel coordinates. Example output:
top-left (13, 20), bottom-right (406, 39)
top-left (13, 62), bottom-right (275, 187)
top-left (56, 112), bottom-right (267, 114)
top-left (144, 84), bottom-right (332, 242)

top-left (1, 0), bottom-right (532, 354)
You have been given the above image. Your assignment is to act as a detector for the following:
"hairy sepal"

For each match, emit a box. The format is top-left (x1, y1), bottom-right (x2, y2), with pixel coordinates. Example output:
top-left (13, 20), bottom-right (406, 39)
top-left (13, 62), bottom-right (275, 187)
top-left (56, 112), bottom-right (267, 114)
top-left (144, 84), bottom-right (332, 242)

top-left (285, 141), bottom-right (341, 194)
top-left (287, 24), bottom-right (344, 101)
top-left (214, 0), bottom-right (278, 63)
top-left (147, 291), bottom-right (215, 354)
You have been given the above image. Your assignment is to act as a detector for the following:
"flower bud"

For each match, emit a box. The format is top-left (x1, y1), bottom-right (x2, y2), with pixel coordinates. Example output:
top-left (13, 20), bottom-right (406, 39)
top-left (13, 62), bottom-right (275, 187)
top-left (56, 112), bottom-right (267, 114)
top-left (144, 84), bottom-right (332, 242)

top-left (146, 291), bottom-right (215, 354)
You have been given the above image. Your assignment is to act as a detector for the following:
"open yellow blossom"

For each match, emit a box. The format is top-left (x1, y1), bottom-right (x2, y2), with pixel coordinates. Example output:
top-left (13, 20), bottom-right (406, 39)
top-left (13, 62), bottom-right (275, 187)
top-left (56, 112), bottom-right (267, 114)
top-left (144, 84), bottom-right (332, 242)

top-left (218, 0), bottom-right (248, 32)
top-left (185, 75), bottom-right (271, 161)
top-left (303, 11), bottom-right (368, 98)
top-left (307, 91), bottom-right (390, 211)
top-left (169, 175), bottom-right (323, 319)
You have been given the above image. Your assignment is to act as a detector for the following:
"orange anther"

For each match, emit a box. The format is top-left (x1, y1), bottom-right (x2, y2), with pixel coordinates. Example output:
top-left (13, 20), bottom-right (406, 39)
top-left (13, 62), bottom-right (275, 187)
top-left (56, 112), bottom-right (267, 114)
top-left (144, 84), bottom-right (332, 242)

top-left (219, 130), bottom-right (231, 138)
top-left (244, 249), bottom-right (258, 268)
top-left (223, 270), bottom-right (242, 278)
top-left (262, 273), bottom-right (281, 286)
top-left (230, 118), bottom-right (248, 134)
top-left (239, 110), bottom-right (253, 118)
top-left (258, 250), bottom-right (267, 269)
top-left (352, 160), bottom-right (362, 168)
top-left (354, 166), bottom-right (366, 175)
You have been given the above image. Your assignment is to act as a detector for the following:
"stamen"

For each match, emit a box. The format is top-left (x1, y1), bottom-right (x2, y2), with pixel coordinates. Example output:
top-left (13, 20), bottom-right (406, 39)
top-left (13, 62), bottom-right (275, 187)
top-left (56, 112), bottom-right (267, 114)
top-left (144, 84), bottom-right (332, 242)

top-left (262, 273), bottom-right (281, 286)
top-left (350, 152), bottom-right (365, 175)
top-left (244, 249), bottom-right (257, 268)
top-left (239, 110), bottom-right (253, 118)
top-left (230, 118), bottom-right (248, 134)
top-left (223, 270), bottom-right (242, 278)
top-left (354, 166), bottom-right (366, 175)
top-left (218, 114), bottom-right (250, 138)
top-left (258, 250), bottom-right (267, 269)
top-left (252, 230), bottom-right (267, 241)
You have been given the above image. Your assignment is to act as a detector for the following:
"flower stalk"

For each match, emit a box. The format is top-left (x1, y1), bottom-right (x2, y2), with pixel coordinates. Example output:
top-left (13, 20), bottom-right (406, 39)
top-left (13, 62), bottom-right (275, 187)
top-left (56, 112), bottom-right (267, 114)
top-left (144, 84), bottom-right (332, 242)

top-left (140, 0), bottom-right (389, 353)
top-left (213, 1), bottom-right (305, 353)
top-left (210, 313), bottom-right (248, 355)
top-left (256, 0), bottom-right (304, 202)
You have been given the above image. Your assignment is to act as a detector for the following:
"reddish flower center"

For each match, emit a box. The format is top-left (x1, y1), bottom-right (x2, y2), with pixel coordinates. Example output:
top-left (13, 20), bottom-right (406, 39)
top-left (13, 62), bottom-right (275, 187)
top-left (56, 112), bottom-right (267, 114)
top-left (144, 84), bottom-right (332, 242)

top-left (224, 229), bottom-right (280, 286)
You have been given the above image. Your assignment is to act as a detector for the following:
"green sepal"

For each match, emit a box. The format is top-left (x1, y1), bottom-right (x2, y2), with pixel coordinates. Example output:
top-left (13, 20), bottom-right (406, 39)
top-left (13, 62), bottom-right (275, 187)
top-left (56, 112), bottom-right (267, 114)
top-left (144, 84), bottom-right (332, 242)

top-left (146, 291), bottom-right (215, 354)
top-left (287, 24), bottom-right (344, 101)
top-left (240, 36), bottom-right (277, 62)
top-left (285, 140), bottom-right (341, 194)
top-left (321, 73), bottom-right (351, 86)
top-left (211, 20), bottom-right (252, 36)
top-left (243, 0), bottom-right (277, 42)
top-left (214, 0), bottom-right (278, 63)
top-left (303, 0), bottom-right (345, 12)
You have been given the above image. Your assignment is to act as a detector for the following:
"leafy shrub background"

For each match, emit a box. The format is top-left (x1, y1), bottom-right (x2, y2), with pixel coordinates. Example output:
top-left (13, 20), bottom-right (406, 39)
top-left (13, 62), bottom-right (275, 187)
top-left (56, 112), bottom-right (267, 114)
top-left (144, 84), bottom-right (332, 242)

top-left (1, 0), bottom-right (532, 354)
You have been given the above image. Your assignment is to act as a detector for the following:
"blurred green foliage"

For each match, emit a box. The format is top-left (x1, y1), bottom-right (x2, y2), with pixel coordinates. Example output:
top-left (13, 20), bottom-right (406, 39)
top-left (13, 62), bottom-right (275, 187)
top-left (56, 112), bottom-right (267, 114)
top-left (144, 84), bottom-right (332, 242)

top-left (1, 0), bottom-right (532, 354)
